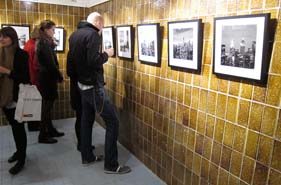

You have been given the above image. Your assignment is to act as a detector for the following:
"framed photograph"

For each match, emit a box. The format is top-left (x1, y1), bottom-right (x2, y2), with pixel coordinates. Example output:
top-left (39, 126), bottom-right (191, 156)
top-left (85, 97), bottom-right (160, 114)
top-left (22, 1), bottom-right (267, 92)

top-left (54, 27), bottom-right (64, 52)
top-left (213, 14), bottom-right (270, 83)
top-left (102, 26), bottom-right (115, 56)
top-left (1, 24), bottom-right (30, 49)
top-left (168, 19), bottom-right (203, 71)
top-left (116, 25), bottom-right (133, 59)
top-left (137, 23), bottom-right (160, 64)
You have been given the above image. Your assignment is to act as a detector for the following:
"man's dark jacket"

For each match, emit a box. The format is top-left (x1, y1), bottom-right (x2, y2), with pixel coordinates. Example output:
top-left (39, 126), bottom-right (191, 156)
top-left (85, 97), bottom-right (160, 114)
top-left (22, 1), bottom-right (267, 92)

top-left (67, 22), bottom-right (109, 88)
top-left (67, 21), bottom-right (87, 110)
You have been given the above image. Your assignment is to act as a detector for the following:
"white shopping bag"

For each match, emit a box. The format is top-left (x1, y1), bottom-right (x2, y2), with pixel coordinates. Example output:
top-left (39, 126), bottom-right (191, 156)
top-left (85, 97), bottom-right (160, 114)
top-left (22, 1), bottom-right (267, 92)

top-left (15, 84), bottom-right (42, 123)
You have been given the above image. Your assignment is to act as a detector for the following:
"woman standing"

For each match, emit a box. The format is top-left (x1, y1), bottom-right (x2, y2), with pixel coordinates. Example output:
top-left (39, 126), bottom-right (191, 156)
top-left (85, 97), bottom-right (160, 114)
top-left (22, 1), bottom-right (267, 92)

top-left (37, 20), bottom-right (64, 144)
top-left (0, 27), bottom-right (30, 175)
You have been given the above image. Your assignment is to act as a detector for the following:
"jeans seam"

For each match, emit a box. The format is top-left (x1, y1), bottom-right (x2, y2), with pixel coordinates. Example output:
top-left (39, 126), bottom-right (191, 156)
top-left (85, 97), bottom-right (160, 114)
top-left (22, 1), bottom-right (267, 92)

top-left (94, 89), bottom-right (105, 115)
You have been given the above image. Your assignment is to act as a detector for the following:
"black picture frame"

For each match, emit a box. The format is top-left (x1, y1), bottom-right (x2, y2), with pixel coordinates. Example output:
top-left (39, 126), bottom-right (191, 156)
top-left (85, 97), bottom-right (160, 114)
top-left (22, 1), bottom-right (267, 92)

top-left (213, 13), bottom-right (270, 84)
top-left (168, 19), bottom-right (203, 72)
top-left (54, 27), bottom-right (64, 52)
top-left (1, 24), bottom-right (30, 49)
top-left (102, 26), bottom-right (115, 57)
top-left (116, 25), bottom-right (133, 59)
top-left (137, 23), bottom-right (161, 64)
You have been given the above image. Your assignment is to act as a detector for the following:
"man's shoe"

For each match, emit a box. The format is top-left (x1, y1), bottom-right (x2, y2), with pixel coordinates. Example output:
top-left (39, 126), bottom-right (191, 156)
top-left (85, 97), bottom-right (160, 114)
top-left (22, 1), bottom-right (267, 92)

top-left (8, 153), bottom-right (18, 163)
top-left (49, 128), bottom-right (64, 137)
top-left (82, 155), bottom-right (103, 167)
top-left (9, 161), bottom-right (24, 175)
top-left (38, 137), bottom-right (58, 144)
top-left (104, 165), bottom-right (131, 174)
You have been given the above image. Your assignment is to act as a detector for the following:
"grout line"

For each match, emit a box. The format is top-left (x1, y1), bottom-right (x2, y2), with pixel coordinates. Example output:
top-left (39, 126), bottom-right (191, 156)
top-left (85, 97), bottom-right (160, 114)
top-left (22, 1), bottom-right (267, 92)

top-left (105, 63), bottom-right (281, 109)
top-left (105, 74), bottom-right (281, 143)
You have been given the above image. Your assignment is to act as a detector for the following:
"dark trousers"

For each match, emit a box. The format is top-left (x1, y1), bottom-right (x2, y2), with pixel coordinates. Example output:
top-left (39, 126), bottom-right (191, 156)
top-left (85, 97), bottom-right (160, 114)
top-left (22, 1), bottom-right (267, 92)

top-left (75, 108), bottom-right (82, 147)
top-left (27, 121), bottom-right (40, 130)
top-left (3, 108), bottom-right (27, 161)
top-left (80, 87), bottom-right (119, 169)
top-left (39, 99), bottom-right (54, 136)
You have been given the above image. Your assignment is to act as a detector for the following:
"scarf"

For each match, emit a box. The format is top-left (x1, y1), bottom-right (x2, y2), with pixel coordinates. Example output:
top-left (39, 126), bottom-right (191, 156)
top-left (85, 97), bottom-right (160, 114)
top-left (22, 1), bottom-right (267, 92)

top-left (0, 46), bottom-right (15, 108)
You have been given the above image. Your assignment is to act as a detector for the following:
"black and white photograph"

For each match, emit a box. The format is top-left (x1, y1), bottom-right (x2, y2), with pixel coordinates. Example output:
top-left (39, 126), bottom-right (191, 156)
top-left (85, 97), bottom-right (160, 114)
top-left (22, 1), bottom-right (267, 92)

top-left (117, 25), bottom-right (133, 59)
top-left (213, 14), bottom-right (270, 83)
top-left (173, 28), bottom-right (193, 60)
top-left (102, 26), bottom-right (114, 51)
top-left (168, 19), bottom-right (202, 71)
top-left (54, 27), bottom-right (64, 52)
top-left (137, 23), bottom-right (160, 64)
top-left (2, 24), bottom-right (30, 49)
top-left (220, 25), bottom-right (256, 69)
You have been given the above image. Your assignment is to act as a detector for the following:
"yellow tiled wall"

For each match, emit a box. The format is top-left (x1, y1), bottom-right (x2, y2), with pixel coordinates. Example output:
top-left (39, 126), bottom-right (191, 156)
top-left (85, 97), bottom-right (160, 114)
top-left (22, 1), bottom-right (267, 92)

top-left (0, 0), bottom-right (87, 125)
top-left (90, 0), bottom-right (281, 185)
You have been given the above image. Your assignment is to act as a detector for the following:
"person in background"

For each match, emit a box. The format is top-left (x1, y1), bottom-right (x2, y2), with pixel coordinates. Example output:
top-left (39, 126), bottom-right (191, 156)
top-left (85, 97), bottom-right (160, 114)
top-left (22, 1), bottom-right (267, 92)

top-left (36, 20), bottom-right (64, 144)
top-left (68, 12), bottom-right (131, 174)
top-left (23, 26), bottom-right (40, 132)
top-left (0, 27), bottom-right (30, 174)
top-left (67, 20), bottom-right (95, 152)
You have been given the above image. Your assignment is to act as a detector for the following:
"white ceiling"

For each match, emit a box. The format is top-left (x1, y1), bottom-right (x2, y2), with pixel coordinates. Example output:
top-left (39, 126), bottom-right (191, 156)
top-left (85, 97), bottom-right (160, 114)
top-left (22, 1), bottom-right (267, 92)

top-left (18, 0), bottom-right (110, 8)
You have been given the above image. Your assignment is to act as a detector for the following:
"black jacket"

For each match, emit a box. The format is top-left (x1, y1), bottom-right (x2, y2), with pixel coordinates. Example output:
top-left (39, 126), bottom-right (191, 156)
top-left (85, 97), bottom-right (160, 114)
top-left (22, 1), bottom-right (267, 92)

top-left (36, 38), bottom-right (63, 100)
top-left (67, 21), bottom-right (87, 110)
top-left (9, 48), bottom-right (30, 101)
top-left (68, 22), bottom-right (108, 87)
top-left (67, 51), bottom-right (81, 110)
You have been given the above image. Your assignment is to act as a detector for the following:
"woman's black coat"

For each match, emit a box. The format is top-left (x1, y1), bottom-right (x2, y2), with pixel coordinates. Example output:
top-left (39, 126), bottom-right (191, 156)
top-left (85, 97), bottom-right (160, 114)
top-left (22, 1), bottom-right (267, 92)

top-left (9, 48), bottom-right (30, 101)
top-left (36, 39), bottom-right (63, 100)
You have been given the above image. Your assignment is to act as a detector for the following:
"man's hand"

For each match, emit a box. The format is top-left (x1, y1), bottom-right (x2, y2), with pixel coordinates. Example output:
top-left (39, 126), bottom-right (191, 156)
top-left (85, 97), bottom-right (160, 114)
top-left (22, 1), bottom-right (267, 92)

top-left (105, 48), bottom-right (114, 57)
top-left (0, 66), bottom-right (11, 75)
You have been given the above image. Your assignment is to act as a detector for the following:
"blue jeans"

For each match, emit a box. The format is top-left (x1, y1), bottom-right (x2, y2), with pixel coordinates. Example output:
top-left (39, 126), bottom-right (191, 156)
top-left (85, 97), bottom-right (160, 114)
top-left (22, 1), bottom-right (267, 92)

top-left (80, 87), bottom-right (119, 169)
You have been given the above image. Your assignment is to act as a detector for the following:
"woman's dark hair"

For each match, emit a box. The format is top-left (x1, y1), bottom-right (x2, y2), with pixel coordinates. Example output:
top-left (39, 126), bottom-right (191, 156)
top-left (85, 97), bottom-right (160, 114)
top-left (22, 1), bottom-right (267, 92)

top-left (39, 20), bottom-right (56, 31)
top-left (0, 27), bottom-right (19, 48)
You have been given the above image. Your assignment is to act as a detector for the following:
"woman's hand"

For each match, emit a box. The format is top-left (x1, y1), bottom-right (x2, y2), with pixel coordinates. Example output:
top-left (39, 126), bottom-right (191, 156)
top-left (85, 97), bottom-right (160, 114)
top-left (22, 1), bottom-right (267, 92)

top-left (0, 66), bottom-right (11, 75)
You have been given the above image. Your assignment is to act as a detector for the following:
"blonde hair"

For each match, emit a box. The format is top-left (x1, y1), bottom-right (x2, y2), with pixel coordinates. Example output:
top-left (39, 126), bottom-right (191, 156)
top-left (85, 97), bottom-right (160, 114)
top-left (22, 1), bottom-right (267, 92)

top-left (31, 26), bottom-right (40, 39)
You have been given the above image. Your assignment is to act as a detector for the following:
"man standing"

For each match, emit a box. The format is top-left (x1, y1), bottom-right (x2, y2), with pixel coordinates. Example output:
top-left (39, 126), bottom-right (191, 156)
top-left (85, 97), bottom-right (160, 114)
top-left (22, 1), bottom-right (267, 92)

top-left (67, 21), bottom-right (95, 152)
top-left (68, 12), bottom-right (131, 174)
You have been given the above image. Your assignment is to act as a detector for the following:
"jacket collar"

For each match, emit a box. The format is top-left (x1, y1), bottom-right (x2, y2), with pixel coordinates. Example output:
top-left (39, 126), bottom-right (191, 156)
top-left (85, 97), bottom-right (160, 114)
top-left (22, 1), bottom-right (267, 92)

top-left (80, 22), bottom-right (100, 32)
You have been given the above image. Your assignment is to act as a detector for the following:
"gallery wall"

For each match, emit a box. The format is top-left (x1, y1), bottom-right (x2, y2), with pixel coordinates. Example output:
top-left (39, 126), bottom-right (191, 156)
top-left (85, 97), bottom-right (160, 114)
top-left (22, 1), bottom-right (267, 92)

top-left (0, 0), bottom-right (87, 125)
top-left (89, 0), bottom-right (281, 185)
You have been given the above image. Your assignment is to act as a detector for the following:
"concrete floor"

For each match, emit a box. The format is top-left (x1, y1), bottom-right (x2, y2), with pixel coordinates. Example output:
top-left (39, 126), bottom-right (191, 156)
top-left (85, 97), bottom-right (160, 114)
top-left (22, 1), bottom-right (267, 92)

top-left (0, 118), bottom-right (165, 185)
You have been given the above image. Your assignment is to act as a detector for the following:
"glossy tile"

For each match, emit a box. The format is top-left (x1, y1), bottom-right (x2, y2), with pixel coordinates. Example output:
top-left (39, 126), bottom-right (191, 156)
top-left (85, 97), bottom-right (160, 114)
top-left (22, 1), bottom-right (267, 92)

top-left (230, 150), bottom-right (242, 177)
top-left (214, 119), bottom-right (225, 143)
top-left (257, 135), bottom-right (273, 166)
top-left (253, 162), bottom-right (269, 185)
top-left (233, 126), bottom-right (246, 153)
top-left (245, 130), bottom-right (259, 159)
top-left (241, 156), bottom-right (255, 184)
top-left (272, 140), bottom-right (281, 171)
top-left (237, 99), bottom-right (250, 127)
top-left (220, 145), bottom-right (232, 171)
top-left (268, 169), bottom-right (281, 185)
top-left (226, 97), bottom-right (238, 123)
top-left (248, 103), bottom-right (263, 132)
top-left (261, 106), bottom-right (278, 137)
top-left (216, 94), bottom-right (227, 119)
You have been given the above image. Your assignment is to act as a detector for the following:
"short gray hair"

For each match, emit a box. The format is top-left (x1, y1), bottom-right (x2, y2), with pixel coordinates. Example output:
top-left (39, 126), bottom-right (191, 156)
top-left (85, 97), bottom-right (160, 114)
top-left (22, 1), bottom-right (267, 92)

top-left (87, 12), bottom-right (102, 25)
